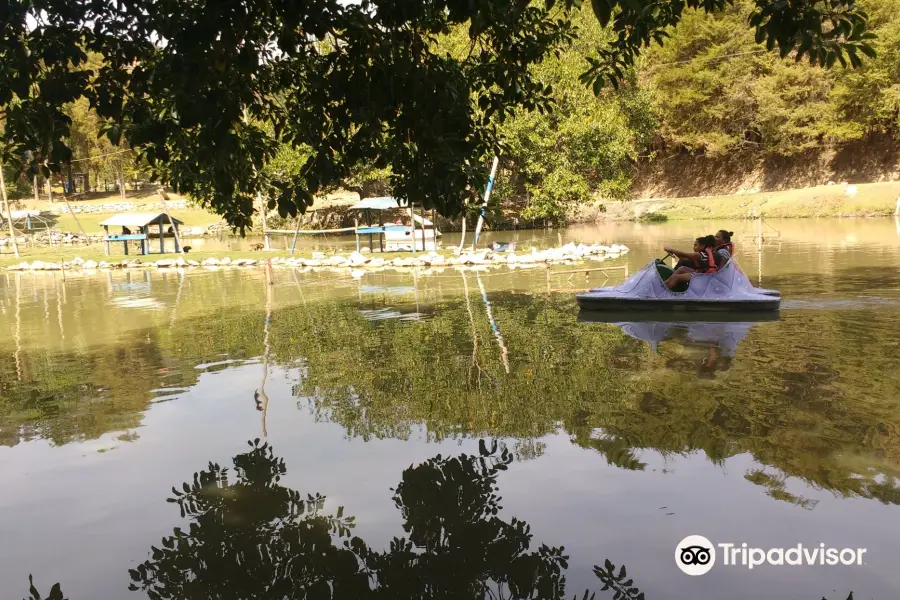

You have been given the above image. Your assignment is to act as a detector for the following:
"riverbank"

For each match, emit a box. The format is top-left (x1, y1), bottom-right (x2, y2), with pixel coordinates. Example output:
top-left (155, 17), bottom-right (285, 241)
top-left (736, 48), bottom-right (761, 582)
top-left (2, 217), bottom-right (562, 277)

top-left (595, 181), bottom-right (900, 222)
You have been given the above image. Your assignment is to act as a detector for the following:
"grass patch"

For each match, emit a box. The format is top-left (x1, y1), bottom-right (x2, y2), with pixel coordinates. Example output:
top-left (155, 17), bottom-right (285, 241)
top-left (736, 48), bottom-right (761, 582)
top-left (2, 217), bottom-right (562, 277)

top-left (603, 181), bottom-right (900, 221)
top-left (637, 211), bottom-right (668, 223)
top-left (52, 207), bottom-right (223, 233)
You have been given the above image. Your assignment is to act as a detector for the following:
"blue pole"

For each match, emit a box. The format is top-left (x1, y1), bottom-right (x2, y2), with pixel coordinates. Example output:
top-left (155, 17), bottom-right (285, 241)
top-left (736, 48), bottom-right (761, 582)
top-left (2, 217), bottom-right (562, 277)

top-left (473, 157), bottom-right (499, 249)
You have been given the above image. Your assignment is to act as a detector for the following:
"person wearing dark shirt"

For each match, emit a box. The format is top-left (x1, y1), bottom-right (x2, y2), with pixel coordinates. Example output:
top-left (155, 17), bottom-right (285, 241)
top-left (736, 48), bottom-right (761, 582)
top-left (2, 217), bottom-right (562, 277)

top-left (663, 235), bottom-right (717, 290)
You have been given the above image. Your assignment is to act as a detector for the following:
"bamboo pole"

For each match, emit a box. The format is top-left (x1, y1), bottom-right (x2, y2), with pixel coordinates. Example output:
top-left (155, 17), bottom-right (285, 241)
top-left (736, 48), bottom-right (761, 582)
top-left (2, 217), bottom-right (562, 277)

top-left (457, 216), bottom-right (466, 254)
top-left (408, 203), bottom-right (417, 254)
top-left (257, 261), bottom-right (275, 436)
top-left (0, 160), bottom-right (20, 257)
top-left (472, 157), bottom-right (499, 250)
top-left (476, 272), bottom-right (510, 374)
top-left (61, 193), bottom-right (88, 240)
top-left (290, 215), bottom-right (302, 255)
top-left (161, 201), bottom-right (184, 254)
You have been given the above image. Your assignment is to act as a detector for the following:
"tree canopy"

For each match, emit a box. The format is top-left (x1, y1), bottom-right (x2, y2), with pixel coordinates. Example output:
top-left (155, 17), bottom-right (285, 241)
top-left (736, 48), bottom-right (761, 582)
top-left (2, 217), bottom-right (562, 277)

top-left (0, 0), bottom-right (876, 228)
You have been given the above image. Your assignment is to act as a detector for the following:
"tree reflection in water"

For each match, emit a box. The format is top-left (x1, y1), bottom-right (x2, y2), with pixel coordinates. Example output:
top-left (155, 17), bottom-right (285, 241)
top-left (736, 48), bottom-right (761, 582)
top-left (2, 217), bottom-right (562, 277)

top-left (23, 439), bottom-right (856, 600)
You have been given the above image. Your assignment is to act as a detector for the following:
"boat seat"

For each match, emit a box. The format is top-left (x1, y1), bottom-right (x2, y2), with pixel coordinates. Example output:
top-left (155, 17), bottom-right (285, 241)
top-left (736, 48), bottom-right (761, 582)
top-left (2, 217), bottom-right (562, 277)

top-left (655, 260), bottom-right (689, 293)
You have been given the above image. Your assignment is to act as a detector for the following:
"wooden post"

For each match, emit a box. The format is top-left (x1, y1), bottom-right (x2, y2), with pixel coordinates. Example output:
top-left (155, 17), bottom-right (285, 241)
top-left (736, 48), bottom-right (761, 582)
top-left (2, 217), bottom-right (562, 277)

top-left (124, 227), bottom-right (129, 256)
top-left (0, 160), bottom-right (21, 258)
top-left (378, 211), bottom-right (384, 252)
top-left (33, 175), bottom-right (39, 204)
top-left (366, 208), bottom-right (373, 252)
top-left (408, 203), bottom-right (416, 254)
top-left (419, 205), bottom-right (427, 251)
top-left (257, 192), bottom-right (270, 251)
top-left (104, 225), bottom-right (110, 256)
top-left (354, 216), bottom-right (360, 252)
top-left (159, 221), bottom-right (164, 253)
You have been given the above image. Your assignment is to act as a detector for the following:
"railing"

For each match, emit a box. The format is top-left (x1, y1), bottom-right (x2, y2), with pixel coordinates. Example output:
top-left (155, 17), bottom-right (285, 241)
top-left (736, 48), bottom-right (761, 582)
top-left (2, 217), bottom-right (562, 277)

top-left (545, 265), bottom-right (629, 293)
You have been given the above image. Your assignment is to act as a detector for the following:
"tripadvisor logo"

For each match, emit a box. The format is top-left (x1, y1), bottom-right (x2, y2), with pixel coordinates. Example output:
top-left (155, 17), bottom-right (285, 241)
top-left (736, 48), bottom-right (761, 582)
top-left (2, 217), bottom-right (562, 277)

top-left (675, 535), bottom-right (867, 576)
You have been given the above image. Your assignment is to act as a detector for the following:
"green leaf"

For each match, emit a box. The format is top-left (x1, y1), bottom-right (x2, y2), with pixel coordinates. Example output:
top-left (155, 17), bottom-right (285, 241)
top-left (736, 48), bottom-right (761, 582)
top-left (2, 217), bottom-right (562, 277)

top-left (591, 0), bottom-right (613, 26)
top-left (858, 44), bottom-right (877, 59)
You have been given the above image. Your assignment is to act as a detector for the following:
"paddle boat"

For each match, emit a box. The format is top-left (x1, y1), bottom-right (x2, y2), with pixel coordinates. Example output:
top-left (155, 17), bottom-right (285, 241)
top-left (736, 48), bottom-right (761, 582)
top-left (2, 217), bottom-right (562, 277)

top-left (576, 257), bottom-right (780, 313)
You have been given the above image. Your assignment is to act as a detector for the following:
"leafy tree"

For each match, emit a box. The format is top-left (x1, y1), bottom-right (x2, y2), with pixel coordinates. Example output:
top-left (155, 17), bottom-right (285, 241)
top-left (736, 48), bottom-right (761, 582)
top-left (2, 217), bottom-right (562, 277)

top-left (1, 0), bottom-right (875, 228)
top-left (642, 0), bottom-right (897, 157)
top-left (494, 8), bottom-right (656, 222)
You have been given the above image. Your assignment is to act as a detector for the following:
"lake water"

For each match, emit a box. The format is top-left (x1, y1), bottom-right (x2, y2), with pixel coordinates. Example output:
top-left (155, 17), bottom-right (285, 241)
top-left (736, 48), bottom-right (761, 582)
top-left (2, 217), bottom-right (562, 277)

top-left (2, 218), bottom-right (900, 600)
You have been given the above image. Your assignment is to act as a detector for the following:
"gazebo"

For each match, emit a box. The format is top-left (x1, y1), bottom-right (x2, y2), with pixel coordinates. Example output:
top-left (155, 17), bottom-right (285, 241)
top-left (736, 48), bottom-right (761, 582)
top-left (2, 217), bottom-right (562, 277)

top-left (351, 196), bottom-right (440, 252)
top-left (99, 212), bottom-right (184, 256)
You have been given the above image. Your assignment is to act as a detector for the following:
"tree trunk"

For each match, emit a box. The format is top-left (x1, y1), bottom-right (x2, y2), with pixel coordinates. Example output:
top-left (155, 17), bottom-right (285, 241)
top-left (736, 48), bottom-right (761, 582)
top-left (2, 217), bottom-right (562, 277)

top-left (0, 161), bottom-right (21, 258)
top-left (258, 193), bottom-right (270, 250)
top-left (118, 168), bottom-right (126, 200)
top-left (33, 175), bottom-right (39, 204)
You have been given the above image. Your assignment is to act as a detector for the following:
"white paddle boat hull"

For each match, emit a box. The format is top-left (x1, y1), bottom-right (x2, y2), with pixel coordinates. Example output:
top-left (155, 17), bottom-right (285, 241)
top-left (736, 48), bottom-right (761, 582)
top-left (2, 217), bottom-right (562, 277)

top-left (577, 259), bottom-right (780, 312)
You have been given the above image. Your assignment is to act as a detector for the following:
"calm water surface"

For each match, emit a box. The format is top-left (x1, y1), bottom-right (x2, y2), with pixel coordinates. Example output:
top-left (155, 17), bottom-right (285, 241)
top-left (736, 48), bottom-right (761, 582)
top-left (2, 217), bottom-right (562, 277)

top-left (2, 218), bottom-right (900, 599)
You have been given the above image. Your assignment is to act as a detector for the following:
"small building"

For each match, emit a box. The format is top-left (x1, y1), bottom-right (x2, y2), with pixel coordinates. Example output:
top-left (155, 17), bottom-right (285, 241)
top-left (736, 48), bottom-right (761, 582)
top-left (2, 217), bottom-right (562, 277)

top-left (351, 196), bottom-right (440, 252)
top-left (99, 212), bottom-right (184, 256)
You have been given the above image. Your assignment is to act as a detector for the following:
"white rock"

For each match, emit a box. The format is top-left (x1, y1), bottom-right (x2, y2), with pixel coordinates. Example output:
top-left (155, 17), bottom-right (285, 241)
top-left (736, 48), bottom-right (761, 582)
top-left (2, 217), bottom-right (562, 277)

top-left (175, 257), bottom-right (187, 267)
top-left (312, 251), bottom-right (326, 259)
top-left (367, 258), bottom-right (386, 268)
top-left (31, 260), bottom-right (46, 270)
top-left (350, 268), bottom-right (367, 279)
top-left (347, 251), bottom-right (368, 266)
top-left (187, 259), bottom-right (200, 266)
top-left (243, 259), bottom-right (257, 266)
top-left (98, 261), bottom-right (110, 269)
top-left (156, 259), bottom-right (175, 268)
top-left (220, 257), bottom-right (231, 265)
top-left (71, 257), bottom-right (85, 266)
top-left (302, 259), bottom-right (322, 267)
top-left (202, 258), bottom-right (220, 266)
top-left (84, 260), bottom-right (98, 269)
top-left (45, 262), bottom-right (62, 270)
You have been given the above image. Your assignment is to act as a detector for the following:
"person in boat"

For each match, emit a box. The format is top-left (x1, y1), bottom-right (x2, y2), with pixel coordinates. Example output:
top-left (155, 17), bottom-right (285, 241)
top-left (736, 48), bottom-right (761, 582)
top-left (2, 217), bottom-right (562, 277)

top-left (713, 229), bottom-right (735, 268)
top-left (662, 235), bottom-right (717, 290)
